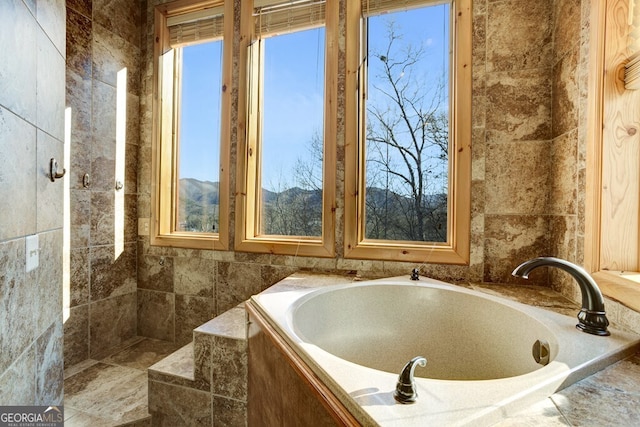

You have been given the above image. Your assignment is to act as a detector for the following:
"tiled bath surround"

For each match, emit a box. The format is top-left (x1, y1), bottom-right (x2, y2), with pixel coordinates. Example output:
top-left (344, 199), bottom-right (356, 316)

top-left (64, 0), bottom-right (142, 367)
top-left (147, 306), bottom-right (249, 425)
top-left (148, 274), bottom-right (640, 426)
top-left (0, 0), bottom-right (66, 405)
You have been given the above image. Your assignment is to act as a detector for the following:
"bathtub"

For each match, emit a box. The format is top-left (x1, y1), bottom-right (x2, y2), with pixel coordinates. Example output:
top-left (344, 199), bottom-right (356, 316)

top-left (248, 275), bottom-right (640, 426)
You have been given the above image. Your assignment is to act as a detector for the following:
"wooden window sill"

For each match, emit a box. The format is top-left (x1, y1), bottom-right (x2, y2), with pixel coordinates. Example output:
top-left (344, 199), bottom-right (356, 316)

top-left (592, 270), bottom-right (640, 313)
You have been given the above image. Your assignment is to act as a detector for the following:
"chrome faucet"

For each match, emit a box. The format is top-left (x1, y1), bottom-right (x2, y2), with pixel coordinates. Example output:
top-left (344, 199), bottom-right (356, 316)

top-left (394, 356), bottom-right (426, 404)
top-left (512, 257), bottom-right (610, 336)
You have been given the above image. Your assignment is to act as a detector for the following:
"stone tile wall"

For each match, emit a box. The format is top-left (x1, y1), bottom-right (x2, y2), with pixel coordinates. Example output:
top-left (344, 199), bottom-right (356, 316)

top-left (64, 0), bottom-right (142, 367)
top-left (147, 305), bottom-right (250, 426)
top-left (480, 0), bottom-right (554, 283)
top-left (549, 0), bottom-right (589, 301)
top-left (0, 0), bottom-right (65, 405)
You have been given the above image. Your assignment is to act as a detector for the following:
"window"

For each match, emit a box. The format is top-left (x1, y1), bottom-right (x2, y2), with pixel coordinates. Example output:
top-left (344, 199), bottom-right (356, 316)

top-left (152, 0), bottom-right (232, 250)
top-left (235, 0), bottom-right (337, 256)
top-left (153, 0), bottom-right (470, 262)
top-left (344, 0), bottom-right (472, 263)
top-left (585, 0), bottom-right (640, 312)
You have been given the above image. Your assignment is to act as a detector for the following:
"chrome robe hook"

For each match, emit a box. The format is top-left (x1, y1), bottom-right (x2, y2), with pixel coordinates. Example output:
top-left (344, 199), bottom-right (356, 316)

top-left (49, 158), bottom-right (66, 182)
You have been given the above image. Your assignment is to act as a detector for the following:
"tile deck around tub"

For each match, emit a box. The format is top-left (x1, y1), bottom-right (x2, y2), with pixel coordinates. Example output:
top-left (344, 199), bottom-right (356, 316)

top-left (63, 337), bottom-right (180, 426)
top-left (253, 274), bottom-right (640, 426)
top-left (494, 352), bottom-right (640, 426)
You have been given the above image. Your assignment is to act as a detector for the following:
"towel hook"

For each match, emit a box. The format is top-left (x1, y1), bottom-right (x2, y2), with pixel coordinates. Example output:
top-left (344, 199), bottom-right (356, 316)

top-left (49, 158), bottom-right (66, 182)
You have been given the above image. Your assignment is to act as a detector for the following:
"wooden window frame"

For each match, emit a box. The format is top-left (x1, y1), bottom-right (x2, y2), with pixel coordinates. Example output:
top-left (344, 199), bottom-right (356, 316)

top-left (234, 0), bottom-right (337, 257)
top-left (585, 0), bottom-right (640, 312)
top-left (343, 0), bottom-right (472, 264)
top-left (151, 0), bottom-right (232, 250)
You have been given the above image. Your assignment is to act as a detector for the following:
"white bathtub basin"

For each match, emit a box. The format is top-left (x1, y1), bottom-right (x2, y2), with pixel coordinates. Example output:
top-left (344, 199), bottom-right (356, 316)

top-left (291, 283), bottom-right (559, 381)
top-left (251, 275), bottom-right (640, 426)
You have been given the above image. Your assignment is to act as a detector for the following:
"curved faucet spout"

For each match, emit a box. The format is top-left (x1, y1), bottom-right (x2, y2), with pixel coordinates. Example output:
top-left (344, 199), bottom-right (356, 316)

top-left (394, 356), bottom-right (427, 404)
top-left (512, 257), bottom-right (609, 336)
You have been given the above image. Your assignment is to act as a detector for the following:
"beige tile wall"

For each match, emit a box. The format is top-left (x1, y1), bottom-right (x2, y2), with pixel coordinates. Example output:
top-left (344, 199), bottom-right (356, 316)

top-left (549, 0), bottom-right (587, 301)
top-left (0, 0), bottom-right (65, 405)
top-left (64, 0), bottom-right (142, 367)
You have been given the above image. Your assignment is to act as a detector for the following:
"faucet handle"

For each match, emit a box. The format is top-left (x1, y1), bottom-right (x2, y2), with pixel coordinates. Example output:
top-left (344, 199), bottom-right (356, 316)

top-left (394, 356), bottom-right (427, 404)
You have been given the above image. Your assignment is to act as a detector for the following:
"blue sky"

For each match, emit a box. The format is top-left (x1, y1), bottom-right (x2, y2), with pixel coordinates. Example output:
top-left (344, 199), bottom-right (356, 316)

top-left (179, 41), bottom-right (222, 183)
top-left (366, 4), bottom-right (451, 195)
top-left (177, 3), bottom-right (450, 188)
top-left (261, 28), bottom-right (325, 190)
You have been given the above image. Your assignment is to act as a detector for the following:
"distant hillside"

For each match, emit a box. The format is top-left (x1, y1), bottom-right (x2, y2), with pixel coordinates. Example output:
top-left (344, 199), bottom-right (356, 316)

top-left (178, 178), bottom-right (446, 240)
top-left (177, 178), bottom-right (220, 232)
top-left (261, 186), bottom-right (323, 206)
top-left (179, 178), bottom-right (220, 206)
top-left (261, 186), bottom-right (323, 236)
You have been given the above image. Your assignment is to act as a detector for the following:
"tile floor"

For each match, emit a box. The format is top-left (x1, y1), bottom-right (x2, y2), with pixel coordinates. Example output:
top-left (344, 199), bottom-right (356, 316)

top-left (64, 338), bottom-right (181, 426)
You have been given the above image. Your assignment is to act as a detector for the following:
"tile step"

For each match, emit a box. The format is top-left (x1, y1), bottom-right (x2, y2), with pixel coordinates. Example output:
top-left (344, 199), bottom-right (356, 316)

top-left (148, 342), bottom-right (195, 383)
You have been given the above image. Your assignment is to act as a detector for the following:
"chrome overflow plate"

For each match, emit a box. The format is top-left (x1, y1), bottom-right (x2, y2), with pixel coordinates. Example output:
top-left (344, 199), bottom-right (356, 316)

top-left (532, 339), bottom-right (550, 366)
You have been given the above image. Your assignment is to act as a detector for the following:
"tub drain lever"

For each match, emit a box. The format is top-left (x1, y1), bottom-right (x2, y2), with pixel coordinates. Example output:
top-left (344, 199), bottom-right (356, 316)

top-left (394, 356), bottom-right (426, 404)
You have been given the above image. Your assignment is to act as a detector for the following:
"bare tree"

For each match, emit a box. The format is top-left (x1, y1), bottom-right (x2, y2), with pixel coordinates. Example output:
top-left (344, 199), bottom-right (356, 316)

top-left (293, 131), bottom-right (323, 193)
top-left (365, 20), bottom-right (449, 242)
top-left (262, 20), bottom-right (450, 242)
top-left (258, 20), bottom-right (449, 241)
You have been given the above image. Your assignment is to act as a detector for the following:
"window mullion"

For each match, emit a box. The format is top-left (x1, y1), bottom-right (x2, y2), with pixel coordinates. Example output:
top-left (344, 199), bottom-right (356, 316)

top-left (172, 47), bottom-right (183, 234)
top-left (245, 40), bottom-right (261, 239)
top-left (158, 48), bottom-right (176, 236)
top-left (255, 40), bottom-right (266, 238)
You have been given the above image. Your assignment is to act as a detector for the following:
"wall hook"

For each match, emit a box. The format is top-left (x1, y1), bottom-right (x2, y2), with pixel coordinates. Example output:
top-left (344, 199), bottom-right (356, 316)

top-left (49, 158), bottom-right (65, 182)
